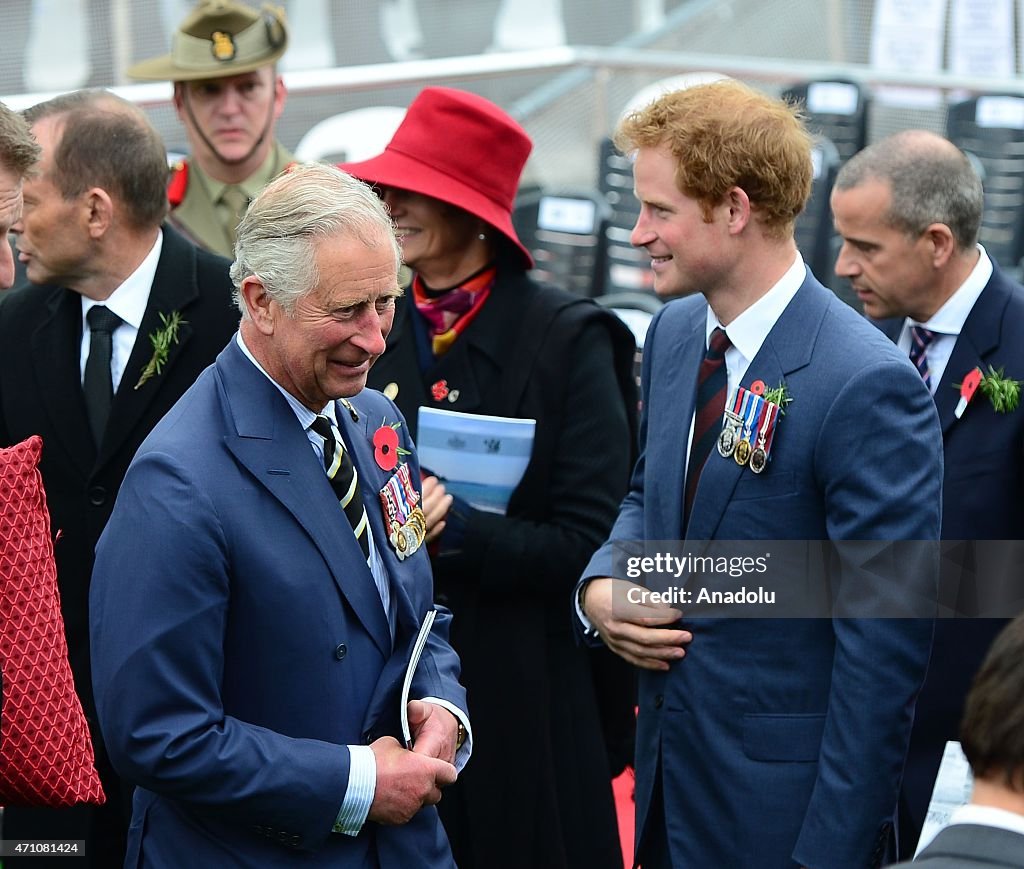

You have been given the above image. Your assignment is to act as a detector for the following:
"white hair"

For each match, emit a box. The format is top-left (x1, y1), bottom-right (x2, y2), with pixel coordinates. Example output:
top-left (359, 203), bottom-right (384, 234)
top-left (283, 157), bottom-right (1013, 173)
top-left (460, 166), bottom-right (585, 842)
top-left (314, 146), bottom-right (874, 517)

top-left (230, 162), bottom-right (401, 316)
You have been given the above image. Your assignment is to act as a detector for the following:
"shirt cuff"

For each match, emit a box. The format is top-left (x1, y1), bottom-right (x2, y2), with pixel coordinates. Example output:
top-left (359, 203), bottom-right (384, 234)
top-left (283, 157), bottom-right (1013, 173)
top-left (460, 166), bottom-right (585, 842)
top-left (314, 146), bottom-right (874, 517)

top-left (575, 579), bottom-right (600, 638)
top-left (421, 697), bottom-right (473, 771)
top-left (332, 745), bottom-right (376, 836)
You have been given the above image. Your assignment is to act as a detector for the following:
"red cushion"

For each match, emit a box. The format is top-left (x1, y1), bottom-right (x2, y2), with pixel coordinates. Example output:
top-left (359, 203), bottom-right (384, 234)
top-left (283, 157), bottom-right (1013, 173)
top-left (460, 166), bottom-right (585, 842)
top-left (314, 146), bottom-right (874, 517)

top-left (0, 435), bottom-right (105, 806)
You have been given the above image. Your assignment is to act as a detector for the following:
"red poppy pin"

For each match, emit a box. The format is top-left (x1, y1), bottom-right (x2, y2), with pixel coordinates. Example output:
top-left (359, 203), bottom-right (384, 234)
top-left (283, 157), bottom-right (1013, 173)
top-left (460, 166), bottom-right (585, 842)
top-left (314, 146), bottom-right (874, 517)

top-left (431, 379), bottom-right (449, 401)
top-left (373, 420), bottom-right (411, 471)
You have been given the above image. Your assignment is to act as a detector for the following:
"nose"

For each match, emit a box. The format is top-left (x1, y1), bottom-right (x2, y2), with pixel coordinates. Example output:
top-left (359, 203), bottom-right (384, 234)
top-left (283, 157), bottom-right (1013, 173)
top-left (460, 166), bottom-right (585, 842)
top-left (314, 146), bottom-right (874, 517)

top-left (352, 307), bottom-right (389, 357)
top-left (217, 86), bottom-right (243, 115)
top-left (0, 240), bottom-right (15, 290)
top-left (834, 241), bottom-right (859, 278)
top-left (631, 208), bottom-right (655, 248)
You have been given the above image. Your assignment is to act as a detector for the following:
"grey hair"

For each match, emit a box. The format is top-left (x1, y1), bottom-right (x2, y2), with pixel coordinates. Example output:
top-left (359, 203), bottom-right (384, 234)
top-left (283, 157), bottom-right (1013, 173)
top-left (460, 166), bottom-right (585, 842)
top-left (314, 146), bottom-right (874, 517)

top-left (230, 162), bottom-right (401, 316)
top-left (834, 130), bottom-right (983, 251)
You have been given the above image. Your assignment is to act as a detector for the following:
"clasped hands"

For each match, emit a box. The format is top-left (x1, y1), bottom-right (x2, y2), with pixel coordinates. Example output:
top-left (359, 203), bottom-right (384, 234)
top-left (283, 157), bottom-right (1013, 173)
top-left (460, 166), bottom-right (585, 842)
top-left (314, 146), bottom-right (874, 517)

top-left (368, 700), bottom-right (460, 825)
top-left (581, 578), bottom-right (693, 671)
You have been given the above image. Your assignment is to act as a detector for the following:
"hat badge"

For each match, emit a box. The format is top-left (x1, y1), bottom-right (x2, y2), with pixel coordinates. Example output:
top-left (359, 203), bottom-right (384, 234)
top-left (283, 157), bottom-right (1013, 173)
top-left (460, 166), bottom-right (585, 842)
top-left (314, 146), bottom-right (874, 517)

top-left (210, 30), bottom-right (236, 62)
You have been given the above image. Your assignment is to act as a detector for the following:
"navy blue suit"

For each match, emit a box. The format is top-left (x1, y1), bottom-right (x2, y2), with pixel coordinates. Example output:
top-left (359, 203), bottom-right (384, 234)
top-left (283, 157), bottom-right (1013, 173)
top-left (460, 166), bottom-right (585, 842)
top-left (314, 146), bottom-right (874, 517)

top-left (880, 264), bottom-right (1024, 856)
top-left (90, 339), bottom-right (466, 867)
top-left (580, 273), bottom-right (943, 869)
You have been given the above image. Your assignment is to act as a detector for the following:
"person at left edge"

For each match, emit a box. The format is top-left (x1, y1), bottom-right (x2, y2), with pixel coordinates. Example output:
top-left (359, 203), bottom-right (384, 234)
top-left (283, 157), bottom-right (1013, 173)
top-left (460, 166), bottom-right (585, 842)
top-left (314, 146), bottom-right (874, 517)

top-left (89, 162), bottom-right (471, 868)
top-left (0, 101), bottom-right (38, 290)
top-left (1, 89), bottom-right (240, 868)
top-left (127, 0), bottom-right (292, 259)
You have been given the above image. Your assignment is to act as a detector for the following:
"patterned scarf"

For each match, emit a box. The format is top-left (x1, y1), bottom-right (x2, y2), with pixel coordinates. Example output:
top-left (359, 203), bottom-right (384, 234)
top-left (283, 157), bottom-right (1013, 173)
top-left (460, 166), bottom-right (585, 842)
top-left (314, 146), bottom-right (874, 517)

top-left (412, 265), bottom-right (496, 356)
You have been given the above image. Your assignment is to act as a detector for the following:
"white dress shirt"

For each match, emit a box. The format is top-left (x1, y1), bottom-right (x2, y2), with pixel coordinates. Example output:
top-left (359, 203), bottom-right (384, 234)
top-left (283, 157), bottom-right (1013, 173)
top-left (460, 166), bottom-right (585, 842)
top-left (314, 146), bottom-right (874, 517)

top-left (896, 246), bottom-right (992, 395)
top-left (79, 231), bottom-right (163, 389)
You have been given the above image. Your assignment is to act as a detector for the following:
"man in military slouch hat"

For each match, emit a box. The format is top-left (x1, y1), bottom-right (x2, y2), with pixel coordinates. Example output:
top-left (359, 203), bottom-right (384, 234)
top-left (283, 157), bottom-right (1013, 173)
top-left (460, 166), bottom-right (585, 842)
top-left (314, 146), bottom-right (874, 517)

top-left (128, 0), bottom-right (292, 258)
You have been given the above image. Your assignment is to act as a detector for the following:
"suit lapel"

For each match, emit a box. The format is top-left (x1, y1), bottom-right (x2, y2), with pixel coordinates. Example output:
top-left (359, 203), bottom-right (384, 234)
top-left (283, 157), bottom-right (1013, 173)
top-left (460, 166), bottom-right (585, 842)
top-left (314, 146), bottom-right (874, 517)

top-left (932, 273), bottom-right (1007, 434)
top-left (99, 228), bottom-right (201, 467)
top-left (30, 286), bottom-right (96, 473)
top-left (657, 306), bottom-right (704, 537)
top-left (686, 278), bottom-right (822, 540)
top-left (337, 401), bottom-right (420, 640)
top-left (219, 342), bottom-right (392, 656)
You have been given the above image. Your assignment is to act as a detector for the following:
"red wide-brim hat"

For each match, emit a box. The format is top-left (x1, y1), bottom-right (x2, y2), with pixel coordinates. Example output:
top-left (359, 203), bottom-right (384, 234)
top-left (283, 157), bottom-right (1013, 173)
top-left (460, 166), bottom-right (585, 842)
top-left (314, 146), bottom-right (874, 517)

top-left (340, 87), bottom-right (534, 269)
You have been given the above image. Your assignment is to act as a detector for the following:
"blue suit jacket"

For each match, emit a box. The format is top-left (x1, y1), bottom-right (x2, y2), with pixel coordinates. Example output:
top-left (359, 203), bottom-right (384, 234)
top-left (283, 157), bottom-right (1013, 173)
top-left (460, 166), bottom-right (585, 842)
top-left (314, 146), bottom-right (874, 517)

top-left (879, 264), bottom-right (1024, 852)
top-left (581, 273), bottom-right (943, 869)
top-left (90, 338), bottom-right (465, 868)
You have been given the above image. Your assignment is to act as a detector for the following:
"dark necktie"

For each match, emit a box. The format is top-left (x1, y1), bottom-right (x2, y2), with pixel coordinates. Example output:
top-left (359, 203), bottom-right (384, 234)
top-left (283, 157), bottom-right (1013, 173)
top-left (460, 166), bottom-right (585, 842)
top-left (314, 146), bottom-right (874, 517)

top-left (309, 415), bottom-right (370, 561)
top-left (908, 325), bottom-right (936, 390)
top-left (83, 305), bottom-right (123, 446)
top-left (684, 327), bottom-right (732, 527)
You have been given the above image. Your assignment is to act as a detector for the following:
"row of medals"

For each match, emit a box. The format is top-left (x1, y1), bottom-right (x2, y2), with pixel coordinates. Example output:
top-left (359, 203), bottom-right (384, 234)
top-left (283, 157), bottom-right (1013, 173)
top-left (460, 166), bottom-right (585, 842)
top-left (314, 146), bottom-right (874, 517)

top-left (717, 409), bottom-right (769, 474)
top-left (393, 506), bottom-right (427, 558)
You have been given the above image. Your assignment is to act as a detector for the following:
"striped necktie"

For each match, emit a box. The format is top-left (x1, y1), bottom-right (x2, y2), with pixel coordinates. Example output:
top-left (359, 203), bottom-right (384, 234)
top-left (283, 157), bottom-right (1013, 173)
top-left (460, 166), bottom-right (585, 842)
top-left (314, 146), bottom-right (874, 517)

top-left (685, 327), bottom-right (732, 529)
top-left (309, 415), bottom-right (370, 560)
top-left (909, 325), bottom-right (936, 390)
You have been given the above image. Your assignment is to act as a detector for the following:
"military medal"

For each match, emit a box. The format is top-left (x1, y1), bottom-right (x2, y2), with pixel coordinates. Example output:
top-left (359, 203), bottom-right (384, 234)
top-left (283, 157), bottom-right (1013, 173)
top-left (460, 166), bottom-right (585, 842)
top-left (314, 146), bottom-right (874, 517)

top-left (748, 401), bottom-right (775, 474)
top-left (717, 407), bottom-right (743, 457)
top-left (378, 463), bottom-right (425, 560)
top-left (732, 388), bottom-right (761, 466)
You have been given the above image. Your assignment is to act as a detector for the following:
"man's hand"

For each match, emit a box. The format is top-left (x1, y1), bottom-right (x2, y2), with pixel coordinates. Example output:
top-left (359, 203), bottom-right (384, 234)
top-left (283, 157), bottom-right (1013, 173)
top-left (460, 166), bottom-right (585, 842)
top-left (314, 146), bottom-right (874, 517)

top-left (421, 475), bottom-right (453, 543)
top-left (406, 699), bottom-right (459, 764)
top-left (582, 577), bottom-right (692, 671)
top-left (368, 736), bottom-right (458, 826)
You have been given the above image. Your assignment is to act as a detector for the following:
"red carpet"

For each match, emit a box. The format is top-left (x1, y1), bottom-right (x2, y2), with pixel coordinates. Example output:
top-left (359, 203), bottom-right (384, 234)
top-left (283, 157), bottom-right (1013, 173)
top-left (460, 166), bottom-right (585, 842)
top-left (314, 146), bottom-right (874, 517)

top-left (612, 765), bottom-right (636, 868)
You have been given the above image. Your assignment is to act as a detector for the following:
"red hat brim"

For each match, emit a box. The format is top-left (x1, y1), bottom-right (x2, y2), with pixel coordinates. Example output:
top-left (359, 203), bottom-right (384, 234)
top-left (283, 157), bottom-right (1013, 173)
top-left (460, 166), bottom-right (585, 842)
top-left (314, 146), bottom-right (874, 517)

top-left (340, 146), bottom-right (534, 270)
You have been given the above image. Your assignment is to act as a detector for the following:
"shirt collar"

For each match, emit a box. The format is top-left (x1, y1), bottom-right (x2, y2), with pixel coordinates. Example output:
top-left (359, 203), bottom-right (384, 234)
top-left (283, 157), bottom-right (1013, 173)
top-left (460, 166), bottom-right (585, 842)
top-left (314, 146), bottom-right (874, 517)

top-left (910, 245), bottom-right (992, 337)
top-left (81, 230), bottom-right (162, 330)
top-left (949, 803), bottom-right (1024, 837)
top-left (706, 254), bottom-right (806, 362)
top-left (235, 331), bottom-right (338, 430)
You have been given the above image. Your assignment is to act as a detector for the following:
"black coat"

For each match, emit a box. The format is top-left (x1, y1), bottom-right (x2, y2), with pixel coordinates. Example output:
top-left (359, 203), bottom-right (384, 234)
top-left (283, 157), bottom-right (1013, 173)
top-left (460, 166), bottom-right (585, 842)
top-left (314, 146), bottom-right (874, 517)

top-left (368, 269), bottom-right (637, 869)
top-left (0, 225), bottom-right (240, 867)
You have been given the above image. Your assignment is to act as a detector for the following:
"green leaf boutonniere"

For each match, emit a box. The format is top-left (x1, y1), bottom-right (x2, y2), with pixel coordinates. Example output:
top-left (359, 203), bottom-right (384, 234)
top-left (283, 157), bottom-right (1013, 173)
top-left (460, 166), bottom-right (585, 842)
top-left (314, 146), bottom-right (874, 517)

top-left (134, 311), bottom-right (186, 390)
top-left (762, 381), bottom-right (793, 415)
top-left (978, 366), bottom-right (1022, 413)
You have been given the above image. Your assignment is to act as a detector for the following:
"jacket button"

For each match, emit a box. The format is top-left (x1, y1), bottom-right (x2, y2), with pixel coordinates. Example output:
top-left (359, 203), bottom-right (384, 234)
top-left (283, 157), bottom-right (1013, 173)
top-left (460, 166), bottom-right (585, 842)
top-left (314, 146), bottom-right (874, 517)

top-left (653, 694), bottom-right (664, 709)
top-left (334, 643), bottom-right (347, 661)
top-left (88, 485), bottom-right (108, 506)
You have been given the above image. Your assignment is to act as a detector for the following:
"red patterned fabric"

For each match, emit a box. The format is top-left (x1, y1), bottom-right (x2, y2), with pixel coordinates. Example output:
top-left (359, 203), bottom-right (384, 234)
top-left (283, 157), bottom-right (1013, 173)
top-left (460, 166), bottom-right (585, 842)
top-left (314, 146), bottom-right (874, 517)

top-left (0, 435), bottom-right (105, 806)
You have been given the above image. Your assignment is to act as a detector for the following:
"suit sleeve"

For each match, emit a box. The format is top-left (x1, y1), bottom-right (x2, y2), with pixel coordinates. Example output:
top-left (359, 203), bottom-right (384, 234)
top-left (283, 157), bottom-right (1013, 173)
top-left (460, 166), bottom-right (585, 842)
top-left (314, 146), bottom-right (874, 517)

top-left (384, 396), bottom-right (469, 723)
top-left (794, 357), bottom-right (941, 868)
top-left (90, 449), bottom-right (349, 852)
top-left (571, 305), bottom-right (666, 637)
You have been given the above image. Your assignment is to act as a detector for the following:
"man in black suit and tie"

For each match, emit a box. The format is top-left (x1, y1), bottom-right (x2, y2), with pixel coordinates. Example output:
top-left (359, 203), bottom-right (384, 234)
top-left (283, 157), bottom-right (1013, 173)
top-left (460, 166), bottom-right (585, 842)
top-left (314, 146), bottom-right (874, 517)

top-left (0, 89), bottom-right (240, 867)
top-left (831, 129), bottom-right (1024, 858)
top-left (890, 614), bottom-right (1024, 868)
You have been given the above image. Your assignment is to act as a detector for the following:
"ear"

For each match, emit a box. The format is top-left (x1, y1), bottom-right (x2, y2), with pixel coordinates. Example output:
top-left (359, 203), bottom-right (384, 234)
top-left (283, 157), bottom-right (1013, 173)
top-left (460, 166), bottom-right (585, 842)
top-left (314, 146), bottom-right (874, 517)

top-left (84, 188), bottom-right (114, 239)
top-left (240, 275), bottom-right (276, 334)
top-left (725, 186), bottom-right (751, 235)
top-left (923, 223), bottom-right (957, 268)
top-left (272, 75), bottom-right (287, 121)
top-left (172, 82), bottom-right (187, 120)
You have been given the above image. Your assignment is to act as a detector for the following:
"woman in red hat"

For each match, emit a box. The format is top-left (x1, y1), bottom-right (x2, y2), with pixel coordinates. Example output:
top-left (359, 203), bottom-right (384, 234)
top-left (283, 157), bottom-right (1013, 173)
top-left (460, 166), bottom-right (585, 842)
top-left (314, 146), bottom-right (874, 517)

top-left (342, 86), bottom-right (636, 869)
